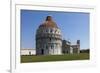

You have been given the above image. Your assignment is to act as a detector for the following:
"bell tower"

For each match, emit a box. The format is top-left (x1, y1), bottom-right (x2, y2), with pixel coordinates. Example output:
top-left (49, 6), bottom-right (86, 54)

top-left (77, 40), bottom-right (80, 53)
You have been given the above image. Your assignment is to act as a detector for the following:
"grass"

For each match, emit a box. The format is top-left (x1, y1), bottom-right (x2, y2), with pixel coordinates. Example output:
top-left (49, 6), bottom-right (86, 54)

top-left (21, 53), bottom-right (89, 63)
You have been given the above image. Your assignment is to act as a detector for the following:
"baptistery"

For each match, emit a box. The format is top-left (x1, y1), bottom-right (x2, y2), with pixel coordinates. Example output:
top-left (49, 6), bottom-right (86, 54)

top-left (36, 16), bottom-right (62, 55)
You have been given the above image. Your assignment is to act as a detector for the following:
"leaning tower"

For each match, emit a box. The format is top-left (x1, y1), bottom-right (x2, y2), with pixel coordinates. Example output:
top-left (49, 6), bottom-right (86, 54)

top-left (36, 16), bottom-right (62, 55)
top-left (77, 40), bottom-right (80, 54)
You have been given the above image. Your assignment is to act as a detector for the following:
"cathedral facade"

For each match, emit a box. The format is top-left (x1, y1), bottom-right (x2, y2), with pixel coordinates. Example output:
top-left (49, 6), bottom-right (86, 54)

top-left (62, 40), bottom-right (80, 54)
top-left (36, 16), bottom-right (62, 55)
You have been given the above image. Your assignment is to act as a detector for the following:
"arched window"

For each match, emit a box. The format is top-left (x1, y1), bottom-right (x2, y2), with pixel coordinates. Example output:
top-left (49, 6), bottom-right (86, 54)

top-left (41, 49), bottom-right (44, 55)
top-left (46, 29), bottom-right (48, 33)
top-left (50, 38), bottom-right (51, 41)
top-left (51, 44), bottom-right (54, 49)
top-left (51, 45), bottom-right (53, 49)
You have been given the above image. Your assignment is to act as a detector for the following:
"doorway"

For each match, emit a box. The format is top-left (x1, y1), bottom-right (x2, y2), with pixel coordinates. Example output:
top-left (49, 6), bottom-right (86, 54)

top-left (41, 49), bottom-right (44, 55)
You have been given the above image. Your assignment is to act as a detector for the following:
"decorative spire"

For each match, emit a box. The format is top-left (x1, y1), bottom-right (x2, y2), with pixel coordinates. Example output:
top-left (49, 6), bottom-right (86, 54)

top-left (46, 16), bottom-right (52, 21)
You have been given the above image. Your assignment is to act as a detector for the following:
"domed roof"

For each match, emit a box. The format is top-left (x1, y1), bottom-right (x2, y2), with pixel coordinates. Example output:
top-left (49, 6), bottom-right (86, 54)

top-left (39, 16), bottom-right (58, 28)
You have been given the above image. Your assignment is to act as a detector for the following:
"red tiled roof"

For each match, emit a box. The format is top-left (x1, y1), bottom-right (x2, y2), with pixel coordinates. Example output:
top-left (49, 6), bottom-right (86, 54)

top-left (39, 16), bottom-right (58, 28)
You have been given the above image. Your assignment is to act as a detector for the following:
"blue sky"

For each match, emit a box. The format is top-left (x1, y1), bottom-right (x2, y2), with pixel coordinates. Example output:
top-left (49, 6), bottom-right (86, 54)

top-left (21, 10), bottom-right (89, 49)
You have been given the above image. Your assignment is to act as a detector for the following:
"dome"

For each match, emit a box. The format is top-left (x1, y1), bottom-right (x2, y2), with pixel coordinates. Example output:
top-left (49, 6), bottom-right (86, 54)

top-left (39, 16), bottom-right (58, 28)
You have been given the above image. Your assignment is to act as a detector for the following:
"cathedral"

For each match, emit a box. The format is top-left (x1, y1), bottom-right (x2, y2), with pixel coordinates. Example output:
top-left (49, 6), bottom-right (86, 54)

top-left (35, 16), bottom-right (80, 55)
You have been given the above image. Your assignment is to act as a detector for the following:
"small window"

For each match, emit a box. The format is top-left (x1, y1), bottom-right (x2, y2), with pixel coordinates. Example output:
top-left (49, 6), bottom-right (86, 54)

top-left (50, 38), bottom-right (51, 41)
top-left (50, 29), bottom-right (53, 33)
top-left (29, 51), bottom-right (31, 55)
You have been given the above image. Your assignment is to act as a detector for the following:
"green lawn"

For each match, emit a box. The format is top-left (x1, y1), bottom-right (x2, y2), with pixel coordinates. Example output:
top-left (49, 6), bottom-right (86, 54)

top-left (21, 53), bottom-right (89, 63)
